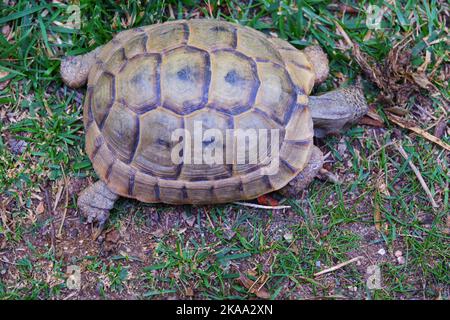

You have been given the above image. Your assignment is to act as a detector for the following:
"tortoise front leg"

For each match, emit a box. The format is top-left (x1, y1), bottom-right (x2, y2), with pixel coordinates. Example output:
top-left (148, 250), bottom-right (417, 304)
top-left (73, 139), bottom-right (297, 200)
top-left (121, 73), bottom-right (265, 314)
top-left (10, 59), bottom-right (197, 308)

top-left (78, 180), bottom-right (118, 228)
top-left (303, 45), bottom-right (329, 86)
top-left (279, 146), bottom-right (324, 198)
top-left (60, 46), bottom-right (102, 88)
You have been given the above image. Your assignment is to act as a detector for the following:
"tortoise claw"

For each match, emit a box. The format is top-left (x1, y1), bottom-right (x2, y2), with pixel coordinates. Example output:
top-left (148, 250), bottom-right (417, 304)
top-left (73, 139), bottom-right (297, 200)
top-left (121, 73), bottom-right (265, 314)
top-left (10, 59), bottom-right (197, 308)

top-left (78, 180), bottom-right (118, 230)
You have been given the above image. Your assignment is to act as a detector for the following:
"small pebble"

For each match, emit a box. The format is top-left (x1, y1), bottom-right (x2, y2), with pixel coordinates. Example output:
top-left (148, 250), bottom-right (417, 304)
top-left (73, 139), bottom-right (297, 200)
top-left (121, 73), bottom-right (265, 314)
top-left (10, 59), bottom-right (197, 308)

top-left (377, 248), bottom-right (386, 256)
top-left (394, 250), bottom-right (403, 257)
top-left (397, 256), bottom-right (405, 265)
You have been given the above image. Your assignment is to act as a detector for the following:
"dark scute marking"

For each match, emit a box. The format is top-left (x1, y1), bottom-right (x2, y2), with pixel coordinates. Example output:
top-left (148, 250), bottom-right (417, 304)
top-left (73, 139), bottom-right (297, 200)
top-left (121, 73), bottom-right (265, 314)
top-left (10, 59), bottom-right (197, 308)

top-left (131, 70), bottom-right (146, 85)
top-left (263, 175), bottom-right (273, 190)
top-left (227, 116), bottom-right (234, 130)
top-left (210, 103), bottom-right (251, 116)
top-left (91, 136), bottom-right (104, 160)
top-left (86, 87), bottom-right (94, 126)
top-left (97, 72), bottom-right (116, 130)
top-left (255, 58), bottom-right (271, 63)
top-left (177, 66), bottom-right (194, 81)
top-left (284, 139), bottom-right (311, 146)
top-left (224, 69), bottom-right (241, 85)
top-left (238, 180), bottom-right (244, 192)
top-left (231, 28), bottom-right (238, 49)
top-left (117, 48), bottom-right (126, 63)
top-left (182, 22), bottom-right (190, 42)
top-left (280, 158), bottom-right (297, 174)
top-left (255, 59), bottom-right (285, 71)
top-left (163, 100), bottom-right (205, 115)
top-left (128, 169), bottom-right (136, 196)
top-left (235, 165), bottom-right (262, 175)
top-left (127, 116), bottom-right (140, 164)
top-left (283, 100), bottom-right (305, 125)
top-left (226, 164), bottom-right (233, 176)
top-left (254, 108), bottom-right (283, 126)
top-left (154, 53), bottom-right (162, 106)
top-left (181, 186), bottom-right (188, 199)
top-left (213, 173), bottom-right (232, 180)
top-left (105, 160), bottom-right (115, 181)
top-left (154, 184), bottom-right (160, 201)
top-left (291, 60), bottom-right (311, 71)
top-left (248, 58), bottom-right (260, 107)
top-left (156, 137), bottom-right (171, 149)
top-left (142, 34), bottom-right (149, 53)
top-left (118, 59), bottom-right (128, 73)
top-left (174, 164), bottom-right (183, 180)
top-left (202, 53), bottom-right (211, 106)
top-left (280, 46), bottom-right (297, 52)
top-left (210, 25), bottom-right (229, 33)
top-left (189, 176), bottom-right (209, 182)
top-left (134, 104), bottom-right (158, 115)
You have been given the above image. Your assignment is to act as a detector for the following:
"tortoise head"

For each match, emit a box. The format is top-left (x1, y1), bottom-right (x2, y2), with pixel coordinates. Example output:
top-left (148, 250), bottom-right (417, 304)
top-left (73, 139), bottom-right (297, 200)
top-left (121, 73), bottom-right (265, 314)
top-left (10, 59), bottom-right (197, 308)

top-left (60, 46), bottom-right (103, 88)
top-left (309, 84), bottom-right (369, 138)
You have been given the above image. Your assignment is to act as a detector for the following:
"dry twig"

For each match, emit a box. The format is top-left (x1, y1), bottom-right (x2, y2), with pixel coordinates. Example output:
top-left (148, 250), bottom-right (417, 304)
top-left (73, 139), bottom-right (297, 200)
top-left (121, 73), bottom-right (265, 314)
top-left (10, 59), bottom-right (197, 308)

top-left (314, 256), bottom-right (363, 277)
top-left (395, 143), bottom-right (439, 208)
top-left (388, 114), bottom-right (450, 152)
top-left (233, 202), bottom-right (291, 210)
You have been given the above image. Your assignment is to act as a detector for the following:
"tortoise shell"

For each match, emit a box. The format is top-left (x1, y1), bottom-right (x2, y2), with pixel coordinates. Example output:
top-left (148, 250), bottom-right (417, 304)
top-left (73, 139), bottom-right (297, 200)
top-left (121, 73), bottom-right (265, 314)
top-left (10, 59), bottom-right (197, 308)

top-left (84, 19), bottom-right (315, 204)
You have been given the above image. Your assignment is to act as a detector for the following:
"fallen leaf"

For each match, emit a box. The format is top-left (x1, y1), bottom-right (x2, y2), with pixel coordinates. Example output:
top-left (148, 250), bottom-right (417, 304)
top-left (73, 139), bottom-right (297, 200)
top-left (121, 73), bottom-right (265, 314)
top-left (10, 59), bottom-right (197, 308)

top-left (36, 201), bottom-right (45, 214)
top-left (105, 229), bottom-right (121, 243)
top-left (412, 72), bottom-right (433, 90)
top-left (283, 231), bottom-right (293, 242)
top-left (385, 106), bottom-right (409, 116)
top-left (373, 201), bottom-right (382, 232)
top-left (0, 71), bottom-right (11, 91)
top-left (8, 138), bottom-right (27, 154)
top-left (238, 274), bottom-right (270, 299)
top-left (150, 228), bottom-right (165, 238)
top-left (257, 194), bottom-right (279, 206)
top-left (182, 212), bottom-right (196, 227)
top-left (434, 118), bottom-right (447, 139)
top-left (185, 287), bottom-right (194, 296)
top-left (359, 116), bottom-right (384, 127)
top-left (388, 114), bottom-right (450, 152)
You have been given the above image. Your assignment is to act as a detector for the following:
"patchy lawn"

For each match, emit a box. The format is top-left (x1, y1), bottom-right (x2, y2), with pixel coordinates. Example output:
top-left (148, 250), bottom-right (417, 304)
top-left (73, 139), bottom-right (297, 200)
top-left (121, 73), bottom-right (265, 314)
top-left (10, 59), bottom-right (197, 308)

top-left (0, 0), bottom-right (448, 300)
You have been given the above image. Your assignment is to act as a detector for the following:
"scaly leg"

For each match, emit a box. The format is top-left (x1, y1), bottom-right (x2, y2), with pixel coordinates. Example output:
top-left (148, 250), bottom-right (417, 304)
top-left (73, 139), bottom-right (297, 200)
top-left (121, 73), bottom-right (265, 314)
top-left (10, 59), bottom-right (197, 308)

top-left (279, 146), bottom-right (324, 198)
top-left (78, 180), bottom-right (118, 228)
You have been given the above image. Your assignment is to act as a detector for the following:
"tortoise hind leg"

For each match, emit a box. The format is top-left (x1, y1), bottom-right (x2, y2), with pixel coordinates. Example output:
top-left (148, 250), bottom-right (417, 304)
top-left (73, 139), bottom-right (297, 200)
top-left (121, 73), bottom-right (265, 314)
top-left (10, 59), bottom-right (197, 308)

top-left (279, 146), bottom-right (324, 198)
top-left (60, 46), bottom-right (102, 88)
top-left (78, 180), bottom-right (118, 228)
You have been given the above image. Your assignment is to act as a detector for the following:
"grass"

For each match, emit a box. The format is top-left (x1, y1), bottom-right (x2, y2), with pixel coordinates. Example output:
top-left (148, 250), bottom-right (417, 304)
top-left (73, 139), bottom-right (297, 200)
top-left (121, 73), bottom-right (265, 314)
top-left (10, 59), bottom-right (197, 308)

top-left (0, 0), bottom-right (449, 300)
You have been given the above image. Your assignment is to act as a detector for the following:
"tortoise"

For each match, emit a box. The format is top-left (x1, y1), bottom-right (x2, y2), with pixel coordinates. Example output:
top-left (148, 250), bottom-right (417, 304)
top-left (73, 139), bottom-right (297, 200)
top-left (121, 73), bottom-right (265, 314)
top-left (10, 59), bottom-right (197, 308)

top-left (60, 19), bottom-right (368, 227)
